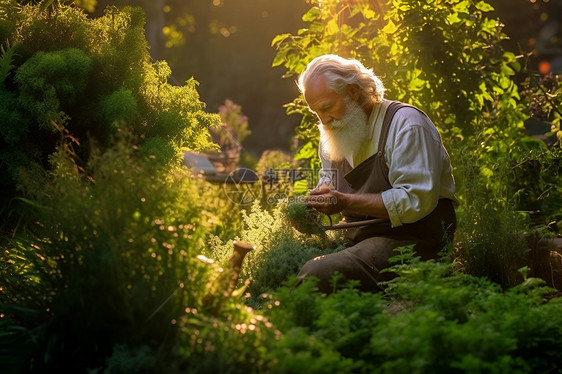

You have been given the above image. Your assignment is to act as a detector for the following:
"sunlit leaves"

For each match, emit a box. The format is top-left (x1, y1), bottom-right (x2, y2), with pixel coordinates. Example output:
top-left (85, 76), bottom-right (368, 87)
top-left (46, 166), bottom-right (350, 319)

top-left (446, 12), bottom-right (462, 24)
top-left (271, 32), bottom-right (291, 47)
top-left (452, 0), bottom-right (470, 13)
top-left (270, 0), bottom-right (549, 240)
top-left (407, 68), bottom-right (426, 92)
top-left (475, 1), bottom-right (495, 12)
top-left (272, 0), bottom-right (524, 152)
top-left (302, 6), bottom-right (321, 23)
top-left (325, 18), bottom-right (339, 34)
top-left (381, 19), bottom-right (398, 34)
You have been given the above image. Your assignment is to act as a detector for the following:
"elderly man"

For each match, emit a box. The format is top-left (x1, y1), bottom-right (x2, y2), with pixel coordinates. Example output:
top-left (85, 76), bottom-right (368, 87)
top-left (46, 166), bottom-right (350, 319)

top-left (297, 54), bottom-right (457, 293)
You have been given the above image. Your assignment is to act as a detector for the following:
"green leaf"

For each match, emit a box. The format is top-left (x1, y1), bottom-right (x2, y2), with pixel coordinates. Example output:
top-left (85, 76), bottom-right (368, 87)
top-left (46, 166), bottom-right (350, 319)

top-left (483, 127), bottom-right (496, 136)
top-left (499, 75), bottom-right (512, 89)
top-left (502, 51), bottom-right (516, 62)
top-left (295, 141), bottom-right (317, 160)
top-left (382, 20), bottom-right (398, 34)
top-left (447, 13), bottom-right (461, 24)
top-left (509, 60), bottom-right (521, 73)
top-left (362, 7), bottom-right (376, 20)
top-left (480, 166), bottom-right (494, 178)
top-left (325, 19), bottom-right (339, 35)
top-left (452, 0), bottom-right (470, 13)
top-left (501, 64), bottom-right (515, 77)
top-left (271, 33), bottom-right (291, 47)
top-left (302, 7), bottom-right (321, 23)
top-left (0, 45), bottom-right (15, 86)
top-left (272, 49), bottom-right (287, 67)
top-left (408, 77), bottom-right (425, 91)
top-left (293, 179), bottom-right (309, 194)
top-left (475, 1), bottom-right (495, 12)
top-left (14, 197), bottom-right (48, 210)
top-left (39, 0), bottom-right (55, 11)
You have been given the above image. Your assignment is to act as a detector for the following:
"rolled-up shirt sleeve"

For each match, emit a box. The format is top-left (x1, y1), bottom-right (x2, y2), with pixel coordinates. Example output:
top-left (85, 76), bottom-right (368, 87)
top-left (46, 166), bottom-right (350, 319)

top-left (317, 146), bottom-right (334, 187)
top-left (381, 123), bottom-right (445, 227)
top-left (317, 172), bottom-right (333, 187)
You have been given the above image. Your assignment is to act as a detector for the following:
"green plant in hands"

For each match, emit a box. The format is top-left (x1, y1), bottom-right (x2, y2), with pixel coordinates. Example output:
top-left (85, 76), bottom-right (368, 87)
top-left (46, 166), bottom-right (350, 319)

top-left (285, 201), bottom-right (325, 235)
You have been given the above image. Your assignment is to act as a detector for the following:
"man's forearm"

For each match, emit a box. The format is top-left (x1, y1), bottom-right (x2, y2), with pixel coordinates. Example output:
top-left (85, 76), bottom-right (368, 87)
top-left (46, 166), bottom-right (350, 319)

top-left (340, 191), bottom-right (389, 219)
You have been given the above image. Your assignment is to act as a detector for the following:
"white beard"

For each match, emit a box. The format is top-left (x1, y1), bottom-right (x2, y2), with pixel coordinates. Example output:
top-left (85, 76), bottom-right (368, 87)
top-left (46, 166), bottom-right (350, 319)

top-left (318, 98), bottom-right (369, 162)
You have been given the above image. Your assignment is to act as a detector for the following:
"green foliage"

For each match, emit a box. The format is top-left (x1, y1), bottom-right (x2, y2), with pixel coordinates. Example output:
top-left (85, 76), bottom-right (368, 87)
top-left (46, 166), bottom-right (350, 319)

top-left (15, 47), bottom-right (93, 128)
top-left (1, 135), bottom-right (560, 372)
top-left (207, 200), bottom-right (344, 309)
top-left (99, 87), bottom-right (139, 127)
top-left (245, 251), bottom-right (562, 374)
top-left (0, 132), bottom-right (244, 371)
top-left (1, 1), bottom-right (561, 372)
top-left (520, 72), bottom-right (562, 146)
top-left (273, 0), bottom-right (526, 168)
top-left (255, 149), bottom-right (294, 176)
top-left (452, 139), bottom-right (532, 286)
top-left (103, 345), bottom-right (158, 374)
top-left (507, 144), bottom-right (562, 234)
top-left (0, 1), bottom-right (219, 233)
top-left (284, 201), bottom-right (325, 235)
top-left (516, 73), bottom-right (562, 231)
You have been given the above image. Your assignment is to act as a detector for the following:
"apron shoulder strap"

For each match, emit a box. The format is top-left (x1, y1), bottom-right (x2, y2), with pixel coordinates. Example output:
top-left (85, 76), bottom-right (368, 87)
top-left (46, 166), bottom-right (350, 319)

top-left (377, 101), bottom-right (409, 153)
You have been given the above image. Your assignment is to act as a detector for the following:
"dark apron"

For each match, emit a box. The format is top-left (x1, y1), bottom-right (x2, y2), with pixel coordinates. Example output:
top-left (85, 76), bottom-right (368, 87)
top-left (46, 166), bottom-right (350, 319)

top-left (297, 101), bottom-right (456, 293)
top-left (331, 101), bottom-right (456, 246)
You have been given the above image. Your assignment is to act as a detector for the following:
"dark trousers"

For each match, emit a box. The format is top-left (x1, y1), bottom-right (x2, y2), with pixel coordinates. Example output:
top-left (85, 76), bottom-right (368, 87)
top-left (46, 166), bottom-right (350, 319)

top-left (296, 199), bottom-right (456, 293)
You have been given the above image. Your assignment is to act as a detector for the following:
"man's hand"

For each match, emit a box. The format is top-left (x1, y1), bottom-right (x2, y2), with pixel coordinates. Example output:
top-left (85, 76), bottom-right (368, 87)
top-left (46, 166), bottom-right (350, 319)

top-left (305, 184), bottom-right (390, 219)
top-left (304, 184), bottom-right (348, 216)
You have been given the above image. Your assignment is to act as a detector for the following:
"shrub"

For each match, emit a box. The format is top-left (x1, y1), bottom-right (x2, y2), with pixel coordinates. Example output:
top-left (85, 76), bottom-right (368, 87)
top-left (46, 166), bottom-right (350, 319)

top-left (259, 249), bottom-right (562, 373)
top-left (0, 131), bottom-right (243, 372)
top-left (0, 2), bottom-right (219, 232)
top-left (207, 200), bottom-right (344, 309)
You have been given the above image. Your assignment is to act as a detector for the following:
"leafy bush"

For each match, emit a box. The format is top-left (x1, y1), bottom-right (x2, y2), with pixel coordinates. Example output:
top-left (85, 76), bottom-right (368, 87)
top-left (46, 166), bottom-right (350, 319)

top-left (0, 2), bottom-right (219, 231)
top-left (260, 250), bottom-right (562, 373)
top-left (207, 200), bottom-right (344, 309)
top-left (15, 47), bottom-right (93, 127)
top-left (0, 132), bottom-right (243, 372)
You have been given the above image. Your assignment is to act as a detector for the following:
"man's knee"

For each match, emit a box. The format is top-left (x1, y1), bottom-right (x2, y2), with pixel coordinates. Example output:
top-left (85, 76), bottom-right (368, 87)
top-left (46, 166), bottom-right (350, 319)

top-left (297, 255), bottom-right (339, 293)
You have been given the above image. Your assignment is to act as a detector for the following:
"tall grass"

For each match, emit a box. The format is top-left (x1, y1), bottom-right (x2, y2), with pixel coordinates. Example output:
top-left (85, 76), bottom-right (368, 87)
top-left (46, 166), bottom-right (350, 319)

top-left (0, 131), bottom-right (243, 372)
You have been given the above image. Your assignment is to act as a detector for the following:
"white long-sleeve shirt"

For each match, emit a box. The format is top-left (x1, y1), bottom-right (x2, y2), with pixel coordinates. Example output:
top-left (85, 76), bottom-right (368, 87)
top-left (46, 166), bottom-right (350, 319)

top-left (318, 99), bottom-right (458, 228)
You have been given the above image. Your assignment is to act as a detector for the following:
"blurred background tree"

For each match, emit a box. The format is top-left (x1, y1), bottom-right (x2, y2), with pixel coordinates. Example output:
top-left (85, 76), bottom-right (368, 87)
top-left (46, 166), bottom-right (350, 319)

top-left (89, 0), bottom-right (310, 157)
top-left (491, 0), bottom-right (562, 74)
top-left (77, 0), bottom-right (562, 157)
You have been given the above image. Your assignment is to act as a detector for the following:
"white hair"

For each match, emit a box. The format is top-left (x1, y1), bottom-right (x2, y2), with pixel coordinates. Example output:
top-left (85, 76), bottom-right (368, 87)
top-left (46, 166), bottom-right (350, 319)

top-left (297, 54), bottom-right (385, 105)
